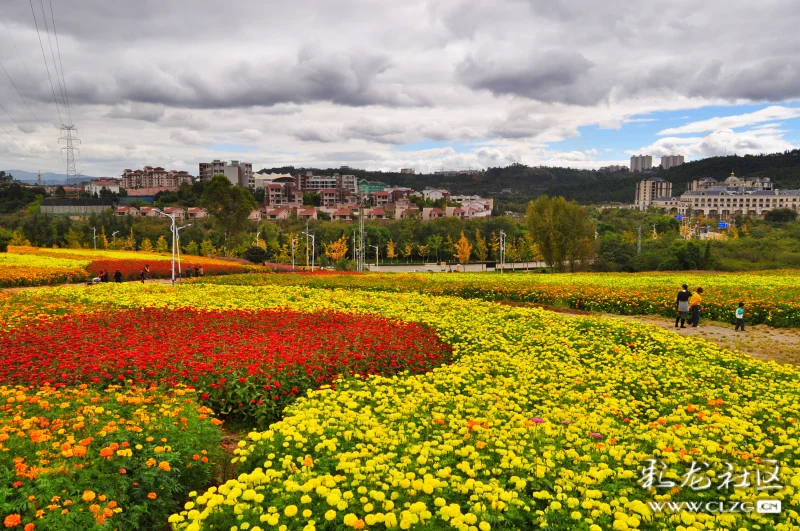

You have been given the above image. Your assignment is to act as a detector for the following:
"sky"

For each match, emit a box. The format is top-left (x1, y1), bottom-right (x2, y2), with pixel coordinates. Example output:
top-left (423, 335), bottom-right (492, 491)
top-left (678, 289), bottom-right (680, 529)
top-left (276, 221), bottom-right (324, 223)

top-left (1, 0), bottom-right (799, 177)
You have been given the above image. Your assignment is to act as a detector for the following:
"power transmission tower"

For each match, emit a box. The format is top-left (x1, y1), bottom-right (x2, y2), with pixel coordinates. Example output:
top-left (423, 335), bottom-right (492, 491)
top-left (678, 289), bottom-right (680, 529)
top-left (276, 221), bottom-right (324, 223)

top-left (59, 125), bottom-right (79, 177)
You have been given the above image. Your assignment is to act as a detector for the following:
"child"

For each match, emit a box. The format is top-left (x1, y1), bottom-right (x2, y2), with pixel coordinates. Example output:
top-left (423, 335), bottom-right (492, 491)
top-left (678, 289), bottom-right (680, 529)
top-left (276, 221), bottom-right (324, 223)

top-left (735, 302), bottom-right (745, 331)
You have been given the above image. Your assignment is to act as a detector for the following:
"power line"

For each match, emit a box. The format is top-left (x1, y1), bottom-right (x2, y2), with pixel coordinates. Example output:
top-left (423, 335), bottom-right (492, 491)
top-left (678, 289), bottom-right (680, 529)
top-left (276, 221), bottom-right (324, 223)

top-left (0, 122), bottom-right (36, 156)
top-left (39, 0), bottom-right (72, 123)
top-left (0, 60), bottom-right (46, 128)
top-left (47, 0), bottom-right (72, 124)
top-left (0, 100), bottom-right (29, 133)
top-left (38, 0), bottom-right (69, 124)
top-left (28, 0), bottom-right (63, 125)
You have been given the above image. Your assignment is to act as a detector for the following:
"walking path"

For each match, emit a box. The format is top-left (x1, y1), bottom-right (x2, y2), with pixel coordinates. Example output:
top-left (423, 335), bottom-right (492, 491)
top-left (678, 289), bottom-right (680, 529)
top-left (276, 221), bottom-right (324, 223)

top-left (509, 302), bottom-right (800, 366)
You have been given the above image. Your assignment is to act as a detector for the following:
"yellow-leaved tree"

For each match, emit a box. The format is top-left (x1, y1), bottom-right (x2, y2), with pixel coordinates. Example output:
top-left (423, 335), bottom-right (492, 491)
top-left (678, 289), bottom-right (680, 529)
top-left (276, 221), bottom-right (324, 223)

top-left (385, 239), bottom-right (397, 262)
top-left (454, 232), bottom-right (472, 265)
top-left (324, 235), bottom-right (349, 264)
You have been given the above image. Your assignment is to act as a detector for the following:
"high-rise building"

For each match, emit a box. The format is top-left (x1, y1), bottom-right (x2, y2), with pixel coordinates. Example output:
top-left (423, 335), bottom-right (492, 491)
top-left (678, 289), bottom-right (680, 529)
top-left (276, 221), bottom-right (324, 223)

top-left (121, 167), bottom-right (192, 189)
top-left (661, 155), bottom-right (685, 170)
top-left (199, 160), bottom-right (253, 188)
top-left (630, 155), bottom-right (653, 172)
top-left (635, 177), bottom-right (672, 210)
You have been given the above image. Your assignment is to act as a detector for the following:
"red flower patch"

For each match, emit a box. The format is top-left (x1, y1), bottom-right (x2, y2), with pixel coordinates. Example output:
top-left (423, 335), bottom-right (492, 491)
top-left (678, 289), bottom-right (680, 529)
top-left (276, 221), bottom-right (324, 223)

top-left (86, 259), bottom-right (246, 281)
top-left (0, 308), bottom-right (453, 426)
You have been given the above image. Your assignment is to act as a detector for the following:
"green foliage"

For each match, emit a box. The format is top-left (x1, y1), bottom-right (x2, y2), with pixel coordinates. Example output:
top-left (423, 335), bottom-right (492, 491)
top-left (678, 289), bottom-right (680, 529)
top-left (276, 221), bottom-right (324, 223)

top-left (200, 175), bottom-right (257, 249)
top-left (200, 238), bottom-right (215, 257)
top-left (764, 208), bottom-right (798, 223)
top-left (184, 240), bottom-right (199, 256)
top-left (526, 196), bottom-right (595, 271)
top-left (243, 246), bottom-right (268, 264)
top-left (302, 192), bottom-right (321, 206)
top-left (155, 235), bottom-right (169, 253)
top-left (0, 227), bottom-right (11, 252)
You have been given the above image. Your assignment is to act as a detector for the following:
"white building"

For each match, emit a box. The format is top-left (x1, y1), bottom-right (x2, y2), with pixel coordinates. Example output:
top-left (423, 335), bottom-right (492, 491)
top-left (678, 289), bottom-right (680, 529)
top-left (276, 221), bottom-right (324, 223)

top-left (634, 178), bottom-right (672, 210)
top-left (660, 155), bottom-right (685, 170)
top-left (630, 155), bottom-right (653, 172)
top-left (84, 178), bottom-right (120, 195)
top-left (423, 188), bottom-right (450, 201)
top-left (400, 168), bottom-right (415, 174)
top-left (680, 189), bottom-right (800, 218)
top-left (199, 160), bottom-right (253, 188)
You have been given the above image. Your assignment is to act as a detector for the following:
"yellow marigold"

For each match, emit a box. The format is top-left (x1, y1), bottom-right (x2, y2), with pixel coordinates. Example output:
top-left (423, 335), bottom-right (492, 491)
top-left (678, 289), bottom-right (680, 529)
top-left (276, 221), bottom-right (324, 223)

top-left (82, 491), bottom-right (96, 502)
top-left (158, 461), bottom-right (171, 472)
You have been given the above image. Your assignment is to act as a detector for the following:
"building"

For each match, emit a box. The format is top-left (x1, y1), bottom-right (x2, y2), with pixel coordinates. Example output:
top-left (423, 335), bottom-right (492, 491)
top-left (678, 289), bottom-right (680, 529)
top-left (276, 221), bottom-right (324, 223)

top-left (630, 155), bottom-right (653, 172)
top-left (199, 160), bottom-right (253, 188)
top-left (680, 189), bottom-right (800, 218)
top-left (121, 167), bottom-right (192, 189)
top-left (41, 198), bottom-right (112, 217)
top-left (113, 206), bottom-right (139, 217)
top-left (598, 165), bottom-right (628, 173)
top-left (162, 206), bottom-right (186, 220)
top-left (358, 179), bottom-right (388, 194)
top-left (187, 207), bottom-right (209, 219)
top-left (660, 155), bottom-right (685, 170)
top-left (84, 178), bottom-right (121, 195)
top-left (421, 207), bottom-right (446, 221)
top-left (422, 188), bottom-right (449, 202)
top-left (400, 168), bottom-right (415, 174)
top-left (635, 177), bottom-right (673, 210)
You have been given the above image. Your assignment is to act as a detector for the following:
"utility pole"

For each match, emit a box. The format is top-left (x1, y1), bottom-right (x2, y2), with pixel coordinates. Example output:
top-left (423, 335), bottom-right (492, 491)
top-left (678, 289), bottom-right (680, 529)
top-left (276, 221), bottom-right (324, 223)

top-left (291, 237), bottom-right (298, 271)
top-left (153, 208), bottom-right (177, 283)
top-left (59, 126), bottom-right (80, 178)
top-left (176, 224), bottom-right (191, 280)
top-left (112, 231), bottom-right (119, 244)
top-left (499, 230), bottom-right (506, 273)
top-left (370, 245), bottom-right (379, 271)
top-left (92, 227), bottom-right (97, 249)
top-left (302, 231), bottom-right (315, 272)
top-left (305, 222), bottom-right (309, 270)
top-left (637, 225), bottom-right (642, 254)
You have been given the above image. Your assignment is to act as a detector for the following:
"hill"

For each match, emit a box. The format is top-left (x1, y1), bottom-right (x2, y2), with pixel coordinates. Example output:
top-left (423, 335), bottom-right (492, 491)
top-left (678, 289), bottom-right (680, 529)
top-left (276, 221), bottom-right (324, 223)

top-left (4, 170), bottom-right (97, 185)
top-left (260, 150), bottom-right (800, 206)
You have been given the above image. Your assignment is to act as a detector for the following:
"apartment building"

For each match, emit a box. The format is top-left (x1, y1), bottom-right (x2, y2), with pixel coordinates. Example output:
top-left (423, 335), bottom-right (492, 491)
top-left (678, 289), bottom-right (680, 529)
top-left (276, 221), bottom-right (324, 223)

top-left (634, 178), bottom-right (673, 210)
top-left (121, 167), bottom-right (192, 189)
top-left (630, 155), bottom-right (653, 172)
top-left (199, 160), bottom-right (253, 188)
top-left (84, 178), bottom-right (121, 195)
top-left (660, 155), bottom-right (685, 170)
top-left (689, 172), bottom-right (773, 192)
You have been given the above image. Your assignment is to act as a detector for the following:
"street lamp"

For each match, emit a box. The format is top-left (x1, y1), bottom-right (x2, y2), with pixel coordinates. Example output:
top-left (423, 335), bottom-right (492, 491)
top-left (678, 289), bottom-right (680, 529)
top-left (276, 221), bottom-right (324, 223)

top-left (153, 208), bottom-right (177, 283)
top-left (112, 230), bottom-right (119, 243)
top-left (254, 231), bottom-right (260, 248)
top-left (91, 227), bottom-right (97, 249)
top-left (370, 245), bottom-right (379, 271)
top-left (301, 231), bottom-right (315, 271)
top-left (176, 224), bottom-right (192, 280)
top-left (499, 230), bottom-right (507, 273)
top-left (291, 237), bottom-right (298, 271)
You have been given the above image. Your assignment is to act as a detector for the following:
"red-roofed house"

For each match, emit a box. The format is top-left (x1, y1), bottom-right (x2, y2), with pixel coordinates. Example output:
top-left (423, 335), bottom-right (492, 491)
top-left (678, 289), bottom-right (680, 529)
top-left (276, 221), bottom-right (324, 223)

top-left (297, 208), bottom-right (318, 220)
top-left (372, 191), bottom-right (390, 206)
top-left (367, 208), bottom-right (386, 220)
top-left (114, 205), bottom-right (139, 217)
top-left (445, 206), bottom-right (466, 219)
top-left (138, 206), bottom-right (158, 217)
top-left (163, 206), bottom-right (186, 219)
top-left (267, 207), bottom-right (291, 220)
top-left (187, 207), bottom-right (208, 219)
top-left (332, 208), bottom-right (351, 221)
top-left (422, 207), bottom-right (445, 221)
top-left (248, 210), bottom-right (262, 221)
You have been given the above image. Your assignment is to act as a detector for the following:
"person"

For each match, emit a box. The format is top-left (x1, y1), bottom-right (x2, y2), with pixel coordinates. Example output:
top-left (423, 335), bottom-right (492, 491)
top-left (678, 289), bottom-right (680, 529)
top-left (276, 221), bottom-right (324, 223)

top-left (102, 270), bottom-right (110, 283)
top-left (735, 302), bottom-right (745, 331)
top-left (194, 265), bottom-right (200, 277)
top-left (198, 265), bottom-right (204, 277)
top-left (689, 287), bottom-right (704, 327)
top-left (114, 269), bottom-right (122, 283)
top-left (92, 275), bottom-right (101, 284)
top-left (144, 264), bottom-right (151, 281)
top-left (675, 284), bottom-right (692, 329)
top-left (186, 266), bottom-right (193, 279)
top-left (139, 268), bottom-right (146, 283)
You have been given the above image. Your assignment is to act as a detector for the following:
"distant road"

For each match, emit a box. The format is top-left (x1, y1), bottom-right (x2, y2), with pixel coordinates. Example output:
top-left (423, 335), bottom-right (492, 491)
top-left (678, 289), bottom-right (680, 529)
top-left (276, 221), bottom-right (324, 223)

top-left (366, 262), bottom-right (547, 273)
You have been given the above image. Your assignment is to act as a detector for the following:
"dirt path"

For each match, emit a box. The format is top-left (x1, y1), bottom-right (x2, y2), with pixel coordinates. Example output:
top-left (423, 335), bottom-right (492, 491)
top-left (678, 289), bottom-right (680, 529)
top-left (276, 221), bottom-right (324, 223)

top-left (508, 302), bottom-right (800, 366)
top-left (1, 278), bottom-right (178, 292)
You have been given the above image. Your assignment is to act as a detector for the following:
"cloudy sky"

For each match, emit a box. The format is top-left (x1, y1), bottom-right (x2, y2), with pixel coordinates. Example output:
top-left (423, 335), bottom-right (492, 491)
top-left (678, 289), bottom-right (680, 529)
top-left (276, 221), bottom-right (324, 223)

top-left (1, 0), bottom-right (799, 177)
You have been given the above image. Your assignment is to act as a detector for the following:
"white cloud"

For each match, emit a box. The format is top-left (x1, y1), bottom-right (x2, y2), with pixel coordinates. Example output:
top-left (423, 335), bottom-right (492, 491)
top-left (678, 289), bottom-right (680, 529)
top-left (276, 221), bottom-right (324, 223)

top-left (657, 106), bottom-right (800, 135)
top-left (630, 127), bottom-right (798, 159)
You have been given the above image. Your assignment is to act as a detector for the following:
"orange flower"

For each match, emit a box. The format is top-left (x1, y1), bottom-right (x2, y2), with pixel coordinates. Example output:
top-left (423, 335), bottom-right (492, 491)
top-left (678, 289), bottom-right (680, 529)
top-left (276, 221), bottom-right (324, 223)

top-left (72, 446), bottom-right (87, 457)
top-left (158, 461), bottom-right (171, 472)
top-left (476, 441), bottom-right (487, 449)
top-left (99, 447), bottom-right (113, 459)
top-left (432, 419), bottom-right (445, 425)
top-left (353, 519), bottom-right (365, 530)
top-left (108, 501), bottom-right (117, 509)
top-left (302, 456), bottom-right (313, 467)
top-left (3, 514), bottom-right (21, 527)
top-left (82, 491), bottom-right (96, 502)
top-left (192, 454), bottom-right (200, 461)
top-left (119, 468), bottom-right (126, 474)
top-left (147, 492), bottom-right (157, 500)
top-left (24, 524), bottom-right (34, 531)
top-left (79, 438), bottom-right (93, 446)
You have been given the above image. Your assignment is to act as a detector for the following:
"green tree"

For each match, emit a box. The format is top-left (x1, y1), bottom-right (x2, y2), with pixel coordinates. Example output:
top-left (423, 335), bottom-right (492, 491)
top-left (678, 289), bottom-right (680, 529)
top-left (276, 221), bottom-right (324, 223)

top-left (200, 238), bottom-right (215, 257)
top-left (426, 235), bottom-right (443, 262)
top-left (140, 238), bottom-right (154, 253)
top-left (526, 195), bottom-right (595, 271)
top-left (473, 229), bottom-right (488, 262)
top-left (185, 240), bottom-right (199, 256)
top-left (64, 228), bottom-right (83, 249)
top-left (55, 186), bottom-right (67, 198)
top-left (201, 175), bottom-right (257, 251)
top-left (0, 227), bottom-right (11, 252)
top-left (155, 235), bottom-right (169, 253)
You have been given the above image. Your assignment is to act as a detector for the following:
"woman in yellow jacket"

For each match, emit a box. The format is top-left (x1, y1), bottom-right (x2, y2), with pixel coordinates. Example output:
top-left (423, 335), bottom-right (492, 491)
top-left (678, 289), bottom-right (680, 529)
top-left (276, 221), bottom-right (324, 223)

top-left (689, 287), bottom-right (704, 327)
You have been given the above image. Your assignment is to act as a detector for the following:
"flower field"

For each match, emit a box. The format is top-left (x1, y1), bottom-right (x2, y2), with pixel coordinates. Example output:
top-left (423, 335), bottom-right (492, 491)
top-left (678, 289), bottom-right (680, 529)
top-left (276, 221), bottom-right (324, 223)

top-left (0, 246), bottom-right (268, 286)
top-left (0, 253), bottom-right (89, 287)
top-left (198, 270), bottom-right (800, 327)
top-left (2, 278), bottom-right (800, 529)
